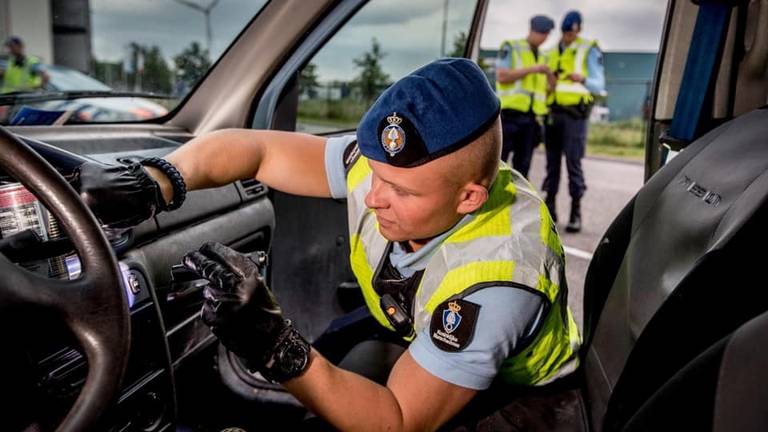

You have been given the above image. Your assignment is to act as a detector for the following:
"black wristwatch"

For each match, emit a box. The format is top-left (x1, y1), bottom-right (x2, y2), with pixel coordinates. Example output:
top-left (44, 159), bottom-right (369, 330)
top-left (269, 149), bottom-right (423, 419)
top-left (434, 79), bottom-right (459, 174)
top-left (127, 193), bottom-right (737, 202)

top-left (140, 157), bottom-right (187, 211)
top-left (259, 321), bottom-right (311, 383)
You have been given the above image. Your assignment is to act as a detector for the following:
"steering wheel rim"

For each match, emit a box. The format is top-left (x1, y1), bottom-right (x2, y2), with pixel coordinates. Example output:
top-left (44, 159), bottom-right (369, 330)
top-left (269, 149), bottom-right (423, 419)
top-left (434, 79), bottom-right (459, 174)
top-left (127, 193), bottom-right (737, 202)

top-left (0, 126), bottom-right (130, 431)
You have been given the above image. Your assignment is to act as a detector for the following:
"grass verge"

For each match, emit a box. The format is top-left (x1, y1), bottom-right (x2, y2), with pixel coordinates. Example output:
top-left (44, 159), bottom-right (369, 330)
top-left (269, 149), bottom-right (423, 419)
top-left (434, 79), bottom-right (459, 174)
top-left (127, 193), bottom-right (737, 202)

top-left (587, 119), bottom-right (646, 161)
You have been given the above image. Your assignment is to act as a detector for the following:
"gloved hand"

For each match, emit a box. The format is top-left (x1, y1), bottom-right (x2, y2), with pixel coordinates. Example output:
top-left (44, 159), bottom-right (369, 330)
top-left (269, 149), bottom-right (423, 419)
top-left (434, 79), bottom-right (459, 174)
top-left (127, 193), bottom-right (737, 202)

top-left (71, 161), bottom-right (166, 228)
top-left (183, 242), bottom-right (290, 372)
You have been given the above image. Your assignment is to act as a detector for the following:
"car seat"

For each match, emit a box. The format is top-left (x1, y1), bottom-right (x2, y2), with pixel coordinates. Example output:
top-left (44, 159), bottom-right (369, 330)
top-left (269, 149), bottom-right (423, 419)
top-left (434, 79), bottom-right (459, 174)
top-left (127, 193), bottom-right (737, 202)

top-left (581, 107), bottom-right (768, 431)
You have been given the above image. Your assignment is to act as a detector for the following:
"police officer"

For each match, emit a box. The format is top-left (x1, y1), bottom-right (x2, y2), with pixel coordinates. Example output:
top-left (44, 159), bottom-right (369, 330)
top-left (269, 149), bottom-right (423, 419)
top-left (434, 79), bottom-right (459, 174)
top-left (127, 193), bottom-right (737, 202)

top-left (0, 36), bottom-right (49, 93)
top-left (495, 15), bottom-right (555, 178)
top-left (75, 59), bottom-right (581, 430)
top-left (544, 11), bottom-right (605, 232)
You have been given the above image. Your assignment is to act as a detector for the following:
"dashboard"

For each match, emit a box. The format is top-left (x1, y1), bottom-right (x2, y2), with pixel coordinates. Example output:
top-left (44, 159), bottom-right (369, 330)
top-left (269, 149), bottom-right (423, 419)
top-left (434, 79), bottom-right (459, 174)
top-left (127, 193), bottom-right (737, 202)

top-left (0, 126), bottom-right (275, 431)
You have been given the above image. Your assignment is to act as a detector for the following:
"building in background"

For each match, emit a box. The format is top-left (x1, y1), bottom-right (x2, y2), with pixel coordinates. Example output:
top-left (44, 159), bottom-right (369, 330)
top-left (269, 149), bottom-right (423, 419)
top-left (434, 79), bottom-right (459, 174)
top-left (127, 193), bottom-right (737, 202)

top-left (0, 0), bottom-right (91, 73)
top-left (603, 52), bottom-right (656, 121)
top-left (479, 49), bottom-right (657, 122)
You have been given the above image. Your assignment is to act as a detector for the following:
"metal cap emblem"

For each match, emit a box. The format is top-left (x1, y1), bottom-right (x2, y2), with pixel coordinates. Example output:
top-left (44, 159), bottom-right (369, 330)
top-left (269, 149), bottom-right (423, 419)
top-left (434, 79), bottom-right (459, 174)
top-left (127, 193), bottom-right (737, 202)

top-left (381, 112), bottom-right (406, 156)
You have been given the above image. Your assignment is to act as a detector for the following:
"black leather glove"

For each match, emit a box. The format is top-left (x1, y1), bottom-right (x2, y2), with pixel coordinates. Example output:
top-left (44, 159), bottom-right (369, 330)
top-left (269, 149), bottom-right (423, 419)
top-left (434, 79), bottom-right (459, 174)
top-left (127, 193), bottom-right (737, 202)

top-left (183, 242), bottom-right (291, 373)
top-left (71, 161), bottom-right (165, 228)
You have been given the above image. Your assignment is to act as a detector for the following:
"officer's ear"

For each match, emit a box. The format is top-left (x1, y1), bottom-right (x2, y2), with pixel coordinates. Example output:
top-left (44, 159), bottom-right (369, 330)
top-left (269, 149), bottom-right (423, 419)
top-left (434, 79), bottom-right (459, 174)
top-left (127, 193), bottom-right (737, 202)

top-left (456, 183), bottom-right (488, 215)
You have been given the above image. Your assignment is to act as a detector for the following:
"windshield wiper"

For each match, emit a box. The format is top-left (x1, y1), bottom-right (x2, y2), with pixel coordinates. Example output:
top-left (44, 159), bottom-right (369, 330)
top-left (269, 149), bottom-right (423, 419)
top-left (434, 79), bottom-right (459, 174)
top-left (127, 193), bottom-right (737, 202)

top-left (0, 90), bottom-right (176, 105)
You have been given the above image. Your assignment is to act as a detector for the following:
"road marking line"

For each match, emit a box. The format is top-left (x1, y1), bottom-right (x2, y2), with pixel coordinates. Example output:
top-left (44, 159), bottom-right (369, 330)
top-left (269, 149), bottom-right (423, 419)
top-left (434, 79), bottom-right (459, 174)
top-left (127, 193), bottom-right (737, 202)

top-left (564, 245), bottom-right (594, 261)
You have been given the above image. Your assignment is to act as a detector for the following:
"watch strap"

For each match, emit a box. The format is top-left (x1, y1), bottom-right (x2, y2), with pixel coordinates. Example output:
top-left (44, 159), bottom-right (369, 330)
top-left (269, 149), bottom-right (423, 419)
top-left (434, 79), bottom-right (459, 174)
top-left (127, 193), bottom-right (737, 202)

top-left (259, 321), bottom-right (311, 383)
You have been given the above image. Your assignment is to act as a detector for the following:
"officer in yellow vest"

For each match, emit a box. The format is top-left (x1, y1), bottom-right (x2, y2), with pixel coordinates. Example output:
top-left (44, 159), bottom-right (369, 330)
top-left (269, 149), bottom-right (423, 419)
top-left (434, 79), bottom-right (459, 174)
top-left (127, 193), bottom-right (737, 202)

top-left (75, 59), bottom-right (581, 430)
top-left (0, 36), bottom-right (49, 93)
top-left (543, 11), bottom-right (605, 233)
top-left (495, 15), bottom-right (555, 178)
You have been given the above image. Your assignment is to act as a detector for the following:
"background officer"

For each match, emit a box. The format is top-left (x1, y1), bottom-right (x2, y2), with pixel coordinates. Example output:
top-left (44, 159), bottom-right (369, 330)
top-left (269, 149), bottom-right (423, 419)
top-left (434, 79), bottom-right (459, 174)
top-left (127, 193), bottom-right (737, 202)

top-left (543, 10), bottom-right (605, 232)
top-left (0, 36), bottom-right (49, 93)
top-left (495, 15), bottom-right (555, 178)
top-left (75, 59), bottom-right (580, 430)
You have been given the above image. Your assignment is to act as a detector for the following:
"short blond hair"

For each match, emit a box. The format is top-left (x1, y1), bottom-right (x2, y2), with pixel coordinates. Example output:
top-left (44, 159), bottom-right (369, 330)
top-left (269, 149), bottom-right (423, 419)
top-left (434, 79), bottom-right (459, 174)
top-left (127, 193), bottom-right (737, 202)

top-left (440, 116), bottom-right (502, 188)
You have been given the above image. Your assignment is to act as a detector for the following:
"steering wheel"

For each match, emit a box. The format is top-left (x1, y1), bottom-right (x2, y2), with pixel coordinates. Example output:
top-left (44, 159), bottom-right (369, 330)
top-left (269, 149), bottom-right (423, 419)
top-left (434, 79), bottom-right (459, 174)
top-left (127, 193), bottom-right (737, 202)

top-left (0, 126), bottom-right (130, 431)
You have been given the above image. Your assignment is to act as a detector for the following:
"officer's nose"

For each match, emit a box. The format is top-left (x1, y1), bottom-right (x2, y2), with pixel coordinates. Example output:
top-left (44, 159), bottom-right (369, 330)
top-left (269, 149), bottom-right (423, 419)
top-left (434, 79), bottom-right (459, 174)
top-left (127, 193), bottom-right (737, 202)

top-left (365, 177), bottom-right (387, 210)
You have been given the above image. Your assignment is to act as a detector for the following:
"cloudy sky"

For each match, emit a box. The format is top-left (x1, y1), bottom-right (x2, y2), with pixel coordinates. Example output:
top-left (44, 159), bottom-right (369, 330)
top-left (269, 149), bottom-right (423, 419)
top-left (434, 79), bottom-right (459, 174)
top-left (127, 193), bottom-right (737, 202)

top-left (90, 0), bottom-right (667, 83)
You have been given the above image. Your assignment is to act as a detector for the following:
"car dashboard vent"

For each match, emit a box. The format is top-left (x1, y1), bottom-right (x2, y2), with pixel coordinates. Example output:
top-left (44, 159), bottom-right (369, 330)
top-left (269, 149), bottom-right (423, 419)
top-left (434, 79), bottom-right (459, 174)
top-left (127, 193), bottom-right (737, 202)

top-left (37, 347), bottom-right (86, 400)
top-left (239, 178), bottom-right (267, 199)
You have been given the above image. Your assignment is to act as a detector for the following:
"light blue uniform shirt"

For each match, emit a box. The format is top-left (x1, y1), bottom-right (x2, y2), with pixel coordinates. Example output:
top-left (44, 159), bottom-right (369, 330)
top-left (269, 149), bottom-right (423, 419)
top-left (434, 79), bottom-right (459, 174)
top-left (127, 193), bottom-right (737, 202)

top-left (495, 41), bottom-right (523, 70)
top-left (584, 45), bottom-right (605, 95)
top-left (325, 135), bottom-right (546, 390)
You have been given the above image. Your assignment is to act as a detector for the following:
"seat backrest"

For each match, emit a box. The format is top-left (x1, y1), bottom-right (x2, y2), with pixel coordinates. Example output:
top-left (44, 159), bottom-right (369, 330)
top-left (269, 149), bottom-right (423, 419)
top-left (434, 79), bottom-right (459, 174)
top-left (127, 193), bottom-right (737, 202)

top-left (580, 107), bottom-right (768, 431)
top-left (619, 309), bottom-right (768, 432)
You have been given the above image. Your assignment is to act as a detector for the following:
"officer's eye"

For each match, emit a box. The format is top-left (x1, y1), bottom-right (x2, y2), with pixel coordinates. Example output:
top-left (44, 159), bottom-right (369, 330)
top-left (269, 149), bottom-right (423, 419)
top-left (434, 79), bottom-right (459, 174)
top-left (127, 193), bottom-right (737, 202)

top-left (391, 185), bottom-right (409, 197)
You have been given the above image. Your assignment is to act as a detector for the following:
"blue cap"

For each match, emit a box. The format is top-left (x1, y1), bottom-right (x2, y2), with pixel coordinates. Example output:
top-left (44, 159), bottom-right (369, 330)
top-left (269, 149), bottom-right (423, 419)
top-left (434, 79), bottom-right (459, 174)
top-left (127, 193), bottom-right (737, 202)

top-left (357, 58), bottom-right (500, 168)
top-left (530, 15), bottom-right (555, 33)
top-left (5, 36), bottom-right (22, 46)
top-left (562, 10), bottom-right (582, 32)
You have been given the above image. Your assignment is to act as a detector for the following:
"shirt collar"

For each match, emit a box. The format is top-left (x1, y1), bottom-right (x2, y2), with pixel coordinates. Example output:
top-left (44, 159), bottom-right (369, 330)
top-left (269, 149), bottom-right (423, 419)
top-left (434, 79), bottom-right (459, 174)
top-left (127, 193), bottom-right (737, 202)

top-left (389, 213), bottom-right (475, 277)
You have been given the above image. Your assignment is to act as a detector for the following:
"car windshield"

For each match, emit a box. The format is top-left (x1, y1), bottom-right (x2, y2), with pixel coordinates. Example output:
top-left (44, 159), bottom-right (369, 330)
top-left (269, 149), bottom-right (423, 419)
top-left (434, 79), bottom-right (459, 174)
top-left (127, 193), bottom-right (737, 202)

top-left (0, 0), bottom-right (269, 125)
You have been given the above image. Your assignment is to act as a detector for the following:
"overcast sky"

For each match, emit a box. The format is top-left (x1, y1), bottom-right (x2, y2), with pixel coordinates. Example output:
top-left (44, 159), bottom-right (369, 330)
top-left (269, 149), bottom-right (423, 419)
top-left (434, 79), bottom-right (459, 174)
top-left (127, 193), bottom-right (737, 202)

top-left (90, 0), bottom-right (667, 83)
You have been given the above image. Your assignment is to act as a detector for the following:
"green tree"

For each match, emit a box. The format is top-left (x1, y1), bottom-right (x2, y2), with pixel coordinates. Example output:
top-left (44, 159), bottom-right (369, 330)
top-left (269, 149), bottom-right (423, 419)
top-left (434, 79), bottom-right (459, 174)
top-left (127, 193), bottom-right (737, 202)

top-left (299, 62), bottom-right (320, 98)
top-left (448, 31), bottom-right (468, 58)
top-left (173, 42), bottom-right (211, 95)
top-left (92, 59), bottom-right (126, 90)
top-left (141, 46), bottom-right (173, 94)
top-left (127, 42), bottom-right (173, 94)
top-left (353, 38), bottom-right (390, 103)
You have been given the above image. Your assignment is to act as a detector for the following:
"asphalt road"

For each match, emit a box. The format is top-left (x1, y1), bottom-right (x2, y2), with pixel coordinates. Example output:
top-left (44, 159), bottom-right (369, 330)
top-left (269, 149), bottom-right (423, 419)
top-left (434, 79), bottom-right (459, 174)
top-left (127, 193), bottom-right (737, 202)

top-left (525, 150), bottom-right (645, 329)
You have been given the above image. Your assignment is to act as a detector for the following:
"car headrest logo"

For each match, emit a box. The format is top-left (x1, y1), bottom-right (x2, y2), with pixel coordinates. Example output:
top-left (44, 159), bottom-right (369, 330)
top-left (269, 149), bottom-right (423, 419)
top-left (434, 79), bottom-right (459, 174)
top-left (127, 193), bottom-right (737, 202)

top-left (679, 175), bottom-right (722, 207)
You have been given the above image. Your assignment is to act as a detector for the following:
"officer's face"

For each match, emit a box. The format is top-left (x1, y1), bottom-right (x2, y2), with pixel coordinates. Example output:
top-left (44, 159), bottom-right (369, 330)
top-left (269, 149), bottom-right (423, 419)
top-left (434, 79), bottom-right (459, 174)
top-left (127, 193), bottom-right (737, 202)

top-left (365, 159), bottom-right (465, 246)
top-left (562, 29), bottom-right (579, 44)
top-left (5, 42), bottom-right (22, 57)
top-left (529, 31), bottom-right (549, 47)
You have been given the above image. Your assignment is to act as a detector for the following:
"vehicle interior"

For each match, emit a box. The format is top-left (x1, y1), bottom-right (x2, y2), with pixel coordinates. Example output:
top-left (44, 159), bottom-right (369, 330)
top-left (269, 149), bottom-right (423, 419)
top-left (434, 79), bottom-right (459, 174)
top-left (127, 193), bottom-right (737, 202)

top-left (0, 0), bottom-right (767, 431)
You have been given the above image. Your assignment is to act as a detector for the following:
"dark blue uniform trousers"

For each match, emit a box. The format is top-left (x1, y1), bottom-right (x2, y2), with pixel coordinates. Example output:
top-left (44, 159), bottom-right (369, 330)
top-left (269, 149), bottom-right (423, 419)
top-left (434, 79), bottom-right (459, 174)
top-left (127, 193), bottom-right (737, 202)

top-left (501, 109), bottom-right (538, 178)
top-left (543, 111), bottom-right (587, 200)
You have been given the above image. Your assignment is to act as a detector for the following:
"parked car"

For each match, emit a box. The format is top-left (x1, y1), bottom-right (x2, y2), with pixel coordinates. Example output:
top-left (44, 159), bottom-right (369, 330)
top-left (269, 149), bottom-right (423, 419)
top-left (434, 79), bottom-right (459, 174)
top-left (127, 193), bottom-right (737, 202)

top-left (0, 0), bottom-right (766, 431)
top-left (42, 65), bottom-right (170, 122)
top-left (0, 60), bottom-right (170, 123)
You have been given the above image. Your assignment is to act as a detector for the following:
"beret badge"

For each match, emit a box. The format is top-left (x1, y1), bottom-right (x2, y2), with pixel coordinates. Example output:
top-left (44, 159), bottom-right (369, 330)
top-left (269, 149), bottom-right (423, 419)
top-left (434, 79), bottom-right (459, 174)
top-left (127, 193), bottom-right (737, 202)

top-left (381, 112), bottom-right (406, 156)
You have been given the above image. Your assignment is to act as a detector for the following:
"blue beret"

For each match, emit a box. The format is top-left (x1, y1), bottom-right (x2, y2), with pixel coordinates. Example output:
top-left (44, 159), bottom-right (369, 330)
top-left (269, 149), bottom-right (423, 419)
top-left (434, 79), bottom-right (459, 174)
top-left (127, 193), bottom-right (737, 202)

top-left (531, 15), bottom-right (554, 33)
top-left (5, 36), bottom-right (22, 46)
top-left (357, 58), bottom-right (500, 168)
top-left (562, 10), bottom-right (582, 32)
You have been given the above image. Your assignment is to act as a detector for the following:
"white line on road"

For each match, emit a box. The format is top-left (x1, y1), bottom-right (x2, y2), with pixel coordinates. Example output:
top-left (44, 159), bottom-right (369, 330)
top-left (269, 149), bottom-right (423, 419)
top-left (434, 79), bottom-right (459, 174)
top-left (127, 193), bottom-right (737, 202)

top-left (564, 245), bottom-right (594, 261)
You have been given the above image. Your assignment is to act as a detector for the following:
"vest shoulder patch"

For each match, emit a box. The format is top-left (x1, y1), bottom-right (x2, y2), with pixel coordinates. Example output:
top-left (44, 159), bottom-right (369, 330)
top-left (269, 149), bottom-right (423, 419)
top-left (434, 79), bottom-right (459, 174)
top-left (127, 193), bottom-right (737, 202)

top-left (429, 299), bottom-right (480, 352)
top-left (343, 140), bottom-right (361, 175)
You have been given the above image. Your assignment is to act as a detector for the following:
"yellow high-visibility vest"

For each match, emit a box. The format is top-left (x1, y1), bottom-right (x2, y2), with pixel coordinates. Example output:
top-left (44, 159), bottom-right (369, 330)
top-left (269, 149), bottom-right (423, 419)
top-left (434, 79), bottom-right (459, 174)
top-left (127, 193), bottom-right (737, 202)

top-left (2, 56), bottom-right (43, 93)
top-left (548, 37), bottom-right (597, 107)
top-left (346, 156), bottom-right (581, 385)
top-left (496, 39), bottom-right (549, 115)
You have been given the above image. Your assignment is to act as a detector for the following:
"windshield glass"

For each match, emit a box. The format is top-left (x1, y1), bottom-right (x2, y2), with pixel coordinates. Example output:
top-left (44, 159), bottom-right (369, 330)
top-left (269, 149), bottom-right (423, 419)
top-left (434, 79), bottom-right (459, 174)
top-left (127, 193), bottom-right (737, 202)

top-left (0, 0), bottom-right (269, 125)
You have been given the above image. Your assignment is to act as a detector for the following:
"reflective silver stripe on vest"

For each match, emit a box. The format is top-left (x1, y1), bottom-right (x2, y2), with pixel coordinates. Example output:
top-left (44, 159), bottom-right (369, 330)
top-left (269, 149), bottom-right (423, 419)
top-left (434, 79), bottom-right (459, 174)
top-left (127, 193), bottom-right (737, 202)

top-left (498, 89), bottom-right (547, 102)
top-left (509, 42), bottom-right (524, 93)
top-left (347, 173), bottom-right (389, 267)
top-left (497, 88), bottom-right (533, 97)
top-left (411, 169), bottom-right (564, 333)
top-left (555, 82), bottom-right (590, 95)
top-left (573, 42), bottom-right (590, 76)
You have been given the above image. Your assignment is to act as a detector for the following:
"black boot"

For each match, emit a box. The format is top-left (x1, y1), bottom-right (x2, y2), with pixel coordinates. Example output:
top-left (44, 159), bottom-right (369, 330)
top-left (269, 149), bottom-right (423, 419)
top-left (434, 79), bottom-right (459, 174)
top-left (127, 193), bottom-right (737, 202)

top-left (545, 195), bottom-right (557, 223)
top-left (566, 199), bottom-right (582, 233)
